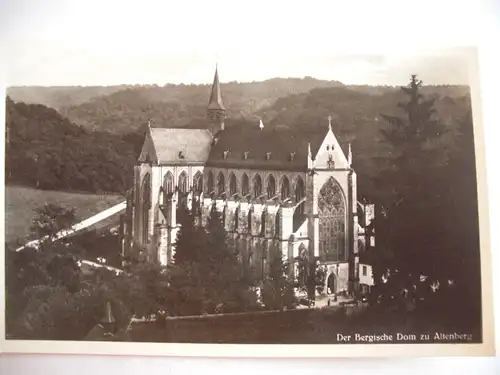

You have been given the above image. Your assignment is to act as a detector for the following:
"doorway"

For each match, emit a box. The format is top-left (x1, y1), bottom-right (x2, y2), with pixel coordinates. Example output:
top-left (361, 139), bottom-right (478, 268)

top-left (327, 273), bottom-right (337, 295)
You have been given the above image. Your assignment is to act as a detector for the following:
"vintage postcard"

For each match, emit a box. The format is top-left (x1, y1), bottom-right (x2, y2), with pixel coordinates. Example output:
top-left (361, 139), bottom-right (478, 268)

top-left (1, 37), bottom-right (495, 357)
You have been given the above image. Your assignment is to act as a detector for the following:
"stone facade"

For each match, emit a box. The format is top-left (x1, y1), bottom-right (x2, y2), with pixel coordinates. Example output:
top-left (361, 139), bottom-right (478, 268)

top-left (121, 67), bottom-right (376, 295)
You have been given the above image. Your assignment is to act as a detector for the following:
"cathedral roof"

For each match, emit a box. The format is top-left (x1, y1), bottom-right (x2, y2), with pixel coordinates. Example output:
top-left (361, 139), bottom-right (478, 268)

top-left (139, 128), bottom-right (213, 164)
top-left (207, 67), bottom-right (225, 111)
top-left (206, 125), bottom-right (327, 171)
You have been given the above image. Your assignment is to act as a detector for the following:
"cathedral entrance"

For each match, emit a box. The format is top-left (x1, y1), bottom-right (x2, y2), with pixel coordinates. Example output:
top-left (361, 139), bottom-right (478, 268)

top-left (327, 273), bottom-right (337, 295)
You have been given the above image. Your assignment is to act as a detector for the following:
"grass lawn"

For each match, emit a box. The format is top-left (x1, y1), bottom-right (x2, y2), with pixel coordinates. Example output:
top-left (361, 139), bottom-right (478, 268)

top-left (4, 185), bottom-right (124, 245)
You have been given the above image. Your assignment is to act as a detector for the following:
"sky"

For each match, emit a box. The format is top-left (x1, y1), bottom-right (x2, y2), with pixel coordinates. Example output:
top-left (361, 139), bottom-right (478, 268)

top-left (0, 0), bottom-right (495, 86)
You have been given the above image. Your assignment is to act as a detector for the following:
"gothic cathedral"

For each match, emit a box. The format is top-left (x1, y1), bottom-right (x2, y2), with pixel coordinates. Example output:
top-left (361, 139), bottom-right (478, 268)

top-left (121, 66), bottom-right (375, 296)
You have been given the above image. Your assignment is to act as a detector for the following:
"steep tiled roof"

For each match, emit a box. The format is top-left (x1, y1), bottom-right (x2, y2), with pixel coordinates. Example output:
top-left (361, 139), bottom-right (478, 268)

top-left (140, 128), bottom-right (213, 164)
top-left (206, 125), bottom-right (327, 171)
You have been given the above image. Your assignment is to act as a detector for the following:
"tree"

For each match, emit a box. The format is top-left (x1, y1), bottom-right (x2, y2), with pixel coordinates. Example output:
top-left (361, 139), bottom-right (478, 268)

top-left (6, 203), bottom-right (85, 338)
top-left (261, 248), bottom-right (296, 311)
top-left (172, 206), bottom-right (205, 265)
top-left (373, 75), bottom-right (450, 284)
top-left (168, 207), bottom-right (259, 315)
top-left (30, 203), bottom-right (76, 241)
top-left (435, 111), bottom-right (481, 321)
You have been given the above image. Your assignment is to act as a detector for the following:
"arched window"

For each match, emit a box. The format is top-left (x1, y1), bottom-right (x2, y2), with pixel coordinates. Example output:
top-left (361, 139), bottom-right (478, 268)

top-left (217, 172), bottom-right (225, 196)
top-left (163, 172), bottom-right (174, 195)
top-left (266, 175), bottom-right (276, 199)
top-left (177, 171), bottom-right (188, 210)
top-left (295, 176), bottom-right (305, 214)
top-left (193, 171), bottom-right (203, 195)
top-left (280, 175), bottom-right (290, 201)
top-left (253, 174), bottom-right (262, 199)
top-left (293, 176), bottom-right (306, 232)
top-left (318, 177), bottom-right (346, 261)
top-left (141, 173), bottom-right (151, 245)
top-left (241, 173), bottom-right (250, 198)
top-left (178, 171), bottom-right (188, 194)
top-left (207, 171), bottom-right (214, 196)
top-left (229, 173), bottom-right (237, 197)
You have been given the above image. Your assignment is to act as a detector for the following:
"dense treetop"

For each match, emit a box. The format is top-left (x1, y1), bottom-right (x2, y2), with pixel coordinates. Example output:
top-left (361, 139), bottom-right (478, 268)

top-left (5, 97), bottom-right (137, 194)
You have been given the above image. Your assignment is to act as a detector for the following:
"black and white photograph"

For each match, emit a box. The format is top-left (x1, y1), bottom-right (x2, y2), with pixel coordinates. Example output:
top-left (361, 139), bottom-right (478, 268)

top-left (1, 0), bottom-right (496, 359)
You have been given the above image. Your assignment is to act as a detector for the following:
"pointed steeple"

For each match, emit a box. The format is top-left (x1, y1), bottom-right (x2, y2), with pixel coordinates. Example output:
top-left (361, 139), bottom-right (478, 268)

top-left (207, 64), bottom-right (226, 131)
top-left (207, 64), bottom-right (225, 111)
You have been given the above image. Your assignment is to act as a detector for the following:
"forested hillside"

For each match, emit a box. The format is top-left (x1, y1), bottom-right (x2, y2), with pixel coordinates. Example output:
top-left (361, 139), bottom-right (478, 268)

top-left (5, 97), bottom-right (137, 194)
top-left (6, 86), bottom-right (132, 110)
top-left (254, 85), bottom-right (471, 199)
top-left (5, 80), bottom-right (471, 200)
top-left (8, 77), bottom-right (344, 133)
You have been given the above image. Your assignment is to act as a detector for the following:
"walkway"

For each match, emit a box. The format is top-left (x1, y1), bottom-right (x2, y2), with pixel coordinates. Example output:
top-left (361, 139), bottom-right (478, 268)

top-left (15, 201), bottom-right (127, 274)
top-left (15, 201), bottom-right (126, 252)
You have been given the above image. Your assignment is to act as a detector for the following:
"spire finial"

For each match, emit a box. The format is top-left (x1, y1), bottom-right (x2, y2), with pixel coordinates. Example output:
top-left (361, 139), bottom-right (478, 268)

top-left (148, 118), bottom-right (152, 129)
top-left (259, 118), bottom-right (264, 130)
top-left (348, 143), bottom-right (352, 166)
top-left (328, 115), bottom-right (332, 130)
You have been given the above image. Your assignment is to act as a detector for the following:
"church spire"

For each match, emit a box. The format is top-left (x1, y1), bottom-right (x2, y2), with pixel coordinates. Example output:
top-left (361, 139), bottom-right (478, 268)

top-left (207, 64), bottom-right (226, 130)
top-left (207, 64), bottom-right (225, 111)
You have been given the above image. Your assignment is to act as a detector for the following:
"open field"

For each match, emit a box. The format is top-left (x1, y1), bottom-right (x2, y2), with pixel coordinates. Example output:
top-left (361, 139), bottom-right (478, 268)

top-left (4, 185), bottom-right (124, 245)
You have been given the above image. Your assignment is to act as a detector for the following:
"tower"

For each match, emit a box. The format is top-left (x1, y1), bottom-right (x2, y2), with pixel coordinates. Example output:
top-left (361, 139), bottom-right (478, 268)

top-left (207, 64), bottom-right (226, 131)
top-left (308, 117), bottom-right (359, 296)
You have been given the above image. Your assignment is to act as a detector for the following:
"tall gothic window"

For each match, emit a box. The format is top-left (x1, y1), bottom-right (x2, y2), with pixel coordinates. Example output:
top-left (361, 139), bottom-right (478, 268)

top-left (163, 172), bottom-right (174, 195)
top-left (241, 173), bottom-right (250, 198)
top-left (295, 176), bottom-right (305, 213)
top-left (280, 175), bottom-right (290, 201)
top-left (193, 171), bottom-right (203, 195)
top-left (192, 171), bottom-right (203, 215)
top-left (266, 175), bottom-right (276, 199)
top-left (253, 174), bottom-right (262, 199)
top-left (318, 177), bottom-right (346, 261)
top-left (141, 173), bottom-right (151, 245)
top-left (207, 171), bottom-right (214, 196)
top-left (293, 176), bottom-right (306, 232)
top-left (229, 173), bottom-right (237, 197)
top-left (178, 171), bottom-right (188, 194)
top-left (217, 172), bottom-right (225, 196)
top-left (178, 171), bottom-right (188, 210)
